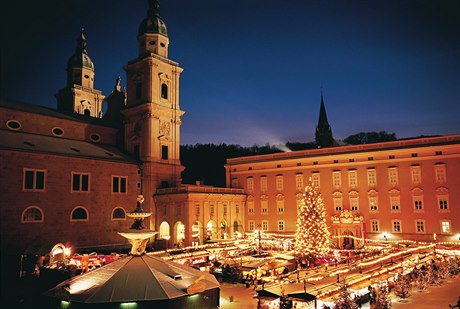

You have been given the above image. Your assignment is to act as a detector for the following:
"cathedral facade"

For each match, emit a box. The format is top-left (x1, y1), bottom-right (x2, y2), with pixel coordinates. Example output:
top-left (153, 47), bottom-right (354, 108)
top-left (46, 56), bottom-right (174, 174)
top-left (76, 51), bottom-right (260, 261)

top-left (0, 0), bottom-right (245, 280)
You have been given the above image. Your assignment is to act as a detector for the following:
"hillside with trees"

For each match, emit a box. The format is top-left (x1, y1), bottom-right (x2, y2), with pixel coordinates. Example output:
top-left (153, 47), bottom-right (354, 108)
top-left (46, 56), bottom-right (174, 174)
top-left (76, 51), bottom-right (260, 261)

top-left (180, 131), bottom-right (398, 187)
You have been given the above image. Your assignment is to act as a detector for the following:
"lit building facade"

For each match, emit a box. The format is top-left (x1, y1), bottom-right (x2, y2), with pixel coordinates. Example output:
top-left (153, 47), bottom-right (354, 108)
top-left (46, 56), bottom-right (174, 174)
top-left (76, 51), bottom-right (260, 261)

top-left (0, 0), bottom-right (243, 266)
top-left (226, 135), bottom-right (460, 244)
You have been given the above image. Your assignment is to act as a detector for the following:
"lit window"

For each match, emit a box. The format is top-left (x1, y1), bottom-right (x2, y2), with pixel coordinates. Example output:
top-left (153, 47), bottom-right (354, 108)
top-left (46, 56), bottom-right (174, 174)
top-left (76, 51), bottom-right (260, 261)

top-left (367, 169), bottom-right (377, 186)
top-left (369, 193), bottom-right (379, 212)
top-left (415, 220), bottom-right (425, 233)
top-left (295, 174), bottom-right (304, 191)
top-left (248, 200), bottom-right (255, 214)
top-left (23, 169), bottom-right (46, 191)
top-left (223, 203), bottom-right (228, 216)
top-left (277, 198), bottom-right (284, 214)
top-left (441, 220), bottom-right (451, 233)
top-left (261, 220), bottom-right (269, 231)
top-left (72, 172), bottom-right (90, 192)
top-left (112, 176), bottom-right (127, 193)
top-left (248, 220), bottom-right (255, 231)
top-left (260, 176), bottom-right (267, 192)
top-left (210, 204), bottom-right (215, 217)
top-left (276, 175), bottom-right (284, 191)
top-left (434, 164), bottom-right (447, 183)
top-left (388, 167), bottom-right (398, 186)
top-left (311, 173), bottom-right (320, 188)
top-left (334, 198), bottom-right (342, 212)
top-left (112, 207), bottom-right (126, 220)
top-left (21, 206), bottom-right (44, 223)
top-left (348, 170), bottom-right (358, 187)
top-left (235, 204), bottom-right (240, 214)
top-left (71, 207), bottom-right (88, 221)
top-left (261, 200), bottom-right (268, 214)
top-left (390, 196), bottom-right (400, 212)
top-left (247, 177), bottom-right (254, 192)
top-left (392, 220), bottom-right (401, 233)
top-left (370, 220), bottom-right (379, 232)
top-left (350, 197), bottom-right (359, 211)
top-left (411, 165), bottom-right (422, 184)
top-left (332, 171), bottom-right (341, 188)
top-left (278, 220), bottom-right (285, 231)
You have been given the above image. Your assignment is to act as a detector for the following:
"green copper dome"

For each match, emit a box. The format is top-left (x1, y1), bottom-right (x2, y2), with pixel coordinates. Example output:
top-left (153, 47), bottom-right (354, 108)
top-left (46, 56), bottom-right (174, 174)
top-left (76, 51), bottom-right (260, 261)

top-left (138, 0), bottom-right (168, 37)
top-left (67, 30), bottom-right (94, 71)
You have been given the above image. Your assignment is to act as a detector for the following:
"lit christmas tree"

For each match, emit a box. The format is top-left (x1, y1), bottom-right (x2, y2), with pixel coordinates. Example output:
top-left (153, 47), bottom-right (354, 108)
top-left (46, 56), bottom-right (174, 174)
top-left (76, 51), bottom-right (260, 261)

top-left (294, 180), bottom-right (331, 259)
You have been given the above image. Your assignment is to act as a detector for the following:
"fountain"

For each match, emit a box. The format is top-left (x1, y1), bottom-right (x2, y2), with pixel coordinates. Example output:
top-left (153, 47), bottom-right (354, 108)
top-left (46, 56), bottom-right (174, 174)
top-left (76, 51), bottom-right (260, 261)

top-left (117, 195), bottom-right (158, 255)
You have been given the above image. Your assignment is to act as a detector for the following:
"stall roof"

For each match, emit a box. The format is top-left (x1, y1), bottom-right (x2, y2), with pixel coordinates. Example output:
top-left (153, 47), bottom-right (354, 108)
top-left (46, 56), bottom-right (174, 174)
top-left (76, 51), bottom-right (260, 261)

top-left (45, 254), bottom-right (219, 303)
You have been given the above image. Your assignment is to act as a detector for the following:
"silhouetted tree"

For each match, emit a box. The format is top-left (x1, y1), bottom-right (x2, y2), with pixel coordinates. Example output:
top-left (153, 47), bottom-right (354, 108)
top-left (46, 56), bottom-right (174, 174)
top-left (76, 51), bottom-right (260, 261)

top-left (343, 131), bottom-right (397, 145)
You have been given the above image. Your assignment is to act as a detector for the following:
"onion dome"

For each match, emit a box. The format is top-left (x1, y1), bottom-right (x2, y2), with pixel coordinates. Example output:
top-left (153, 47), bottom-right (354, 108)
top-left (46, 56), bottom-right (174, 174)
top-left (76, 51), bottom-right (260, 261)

top-left (67, 29), bottom-right (94, 71)
top-left (138, 0), bottom-right (168, 37)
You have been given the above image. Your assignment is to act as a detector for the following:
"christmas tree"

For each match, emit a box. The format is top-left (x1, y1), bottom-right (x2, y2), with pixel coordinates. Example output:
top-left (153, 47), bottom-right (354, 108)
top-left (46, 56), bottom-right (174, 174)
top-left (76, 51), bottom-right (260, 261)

top-left (294, 180), bottom-right (331, 259)
top-left (333, 284), bottom-right (359, 309)
top-left (376, 281), bottom-right (392, 309)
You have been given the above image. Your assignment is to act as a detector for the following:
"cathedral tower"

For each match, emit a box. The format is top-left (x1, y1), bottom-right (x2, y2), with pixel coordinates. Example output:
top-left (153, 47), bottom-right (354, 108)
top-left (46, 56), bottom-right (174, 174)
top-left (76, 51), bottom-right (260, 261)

top-left (315, 90), bottom-right (334, 148)
top-left (56, 29), bottom-right (105, 117)
top-left (122, 0), bottom-right (185, 224)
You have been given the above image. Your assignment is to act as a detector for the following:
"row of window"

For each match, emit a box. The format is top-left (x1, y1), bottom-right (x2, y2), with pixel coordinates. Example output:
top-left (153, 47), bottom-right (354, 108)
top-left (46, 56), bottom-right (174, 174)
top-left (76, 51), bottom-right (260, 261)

top-left (193, 203), bottom-right (241, 217)
top-left (6, 120), bottom-right (102, 141)
top-left (370, 219), bottom-right (452, 234)
top-left (23, 169), bottom-right (129, 193)
top-left (240, 163), bottom-right (447, 192)
top-left (21, 206), bottom-right (127, 223)
top-left (246, 219), bottom-right (453, 234)
top-left (246, 189), bottom-right (450, 214)
top-left (235, 151), bottom-right (444, 172)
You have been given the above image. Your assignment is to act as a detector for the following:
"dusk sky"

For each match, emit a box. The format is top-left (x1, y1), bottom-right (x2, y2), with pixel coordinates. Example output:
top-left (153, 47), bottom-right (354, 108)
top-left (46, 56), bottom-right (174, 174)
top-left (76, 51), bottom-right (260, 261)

top-left (1, 0), bottom-right (459, 146)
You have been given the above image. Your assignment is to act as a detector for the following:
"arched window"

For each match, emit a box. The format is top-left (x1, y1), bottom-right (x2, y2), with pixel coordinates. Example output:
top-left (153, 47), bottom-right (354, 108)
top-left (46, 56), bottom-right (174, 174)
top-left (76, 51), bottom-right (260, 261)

top-left (159, 221), bottom-right (170, 239)
top-left (71, 207), bottom-right (88, 221)
top-left (112, 207), bottom-right (126, 220)
top-left (21, 206), bottom-right (44, 223)
top-left (161, 83), bottom-right (168, 99)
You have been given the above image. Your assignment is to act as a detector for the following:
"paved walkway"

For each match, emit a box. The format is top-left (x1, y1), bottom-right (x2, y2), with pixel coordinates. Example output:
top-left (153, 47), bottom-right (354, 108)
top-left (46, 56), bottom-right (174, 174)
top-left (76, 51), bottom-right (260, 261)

top-left (220, 275), bottom-right (460, 308)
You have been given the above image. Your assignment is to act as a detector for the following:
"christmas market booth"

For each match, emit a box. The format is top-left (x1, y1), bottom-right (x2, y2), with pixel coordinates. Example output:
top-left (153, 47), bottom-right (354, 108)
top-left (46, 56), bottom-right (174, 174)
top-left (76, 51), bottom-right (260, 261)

top-left (257, 287), bottom-right (316, 309)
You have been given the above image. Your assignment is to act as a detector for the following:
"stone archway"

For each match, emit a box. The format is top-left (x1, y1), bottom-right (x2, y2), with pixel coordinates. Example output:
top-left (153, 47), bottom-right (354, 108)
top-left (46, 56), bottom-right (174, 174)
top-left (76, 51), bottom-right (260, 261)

top-left (343, 230), bottom-right (354, 249)
top-left (206, 220), bottom-right (218, 241)
top-left (174, 221), bottom-right (185, 247)
top-left (191, 221), bottom-right (202, 245)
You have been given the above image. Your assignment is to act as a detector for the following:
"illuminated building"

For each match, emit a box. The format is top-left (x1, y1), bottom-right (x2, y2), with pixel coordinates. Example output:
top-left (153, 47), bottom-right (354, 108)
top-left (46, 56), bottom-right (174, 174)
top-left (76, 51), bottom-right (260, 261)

top-left (226, 123), bottom-right (460, 244)
top-left (0, 2), bottom-right (244, 295)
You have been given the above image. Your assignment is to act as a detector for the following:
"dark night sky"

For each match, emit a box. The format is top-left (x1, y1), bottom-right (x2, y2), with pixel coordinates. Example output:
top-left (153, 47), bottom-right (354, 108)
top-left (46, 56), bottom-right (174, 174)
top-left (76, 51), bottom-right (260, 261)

top-left (1, 0), bottom-right (459, 146)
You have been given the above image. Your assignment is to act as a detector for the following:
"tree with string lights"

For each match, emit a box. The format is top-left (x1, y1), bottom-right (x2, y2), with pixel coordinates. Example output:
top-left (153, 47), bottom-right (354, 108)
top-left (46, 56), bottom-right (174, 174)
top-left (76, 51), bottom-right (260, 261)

top-left (294, 180), bottom-right (331, 260)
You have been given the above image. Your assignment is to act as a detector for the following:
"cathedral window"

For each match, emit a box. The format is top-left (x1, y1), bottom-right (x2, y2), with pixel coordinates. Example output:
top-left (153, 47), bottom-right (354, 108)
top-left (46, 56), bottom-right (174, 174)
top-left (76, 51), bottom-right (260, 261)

top-left (136, 82), bottom-right (142, 99)
top-left (112, 176), bottom-right (127, 193)
top-left (112, 207), bottom-right (126, 220)
top-left (71, 207), bottom-right (88, 221)
top-left (72, 172), bottom-right (90, 192)
top-left (6, 120), bottom-right (21, 130)
top-left (21, 206), bottom-right (44, 223)
top-left (161, 145), bottom-right (168, 160)
top-left (23, 169), bottom-right (46, 191)
top-left (161, 83), bottom-right (168, 99)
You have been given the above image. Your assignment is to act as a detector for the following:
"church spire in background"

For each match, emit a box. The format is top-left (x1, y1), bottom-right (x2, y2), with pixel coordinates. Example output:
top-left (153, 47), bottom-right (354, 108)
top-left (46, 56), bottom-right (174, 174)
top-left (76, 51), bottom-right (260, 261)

top-left (315, 88), bottom-right (334, 148)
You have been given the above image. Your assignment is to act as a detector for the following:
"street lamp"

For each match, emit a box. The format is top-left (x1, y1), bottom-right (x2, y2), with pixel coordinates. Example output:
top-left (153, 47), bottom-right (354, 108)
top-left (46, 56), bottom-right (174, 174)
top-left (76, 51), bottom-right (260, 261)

top-left (382, 232), bottom-right (388, 242)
